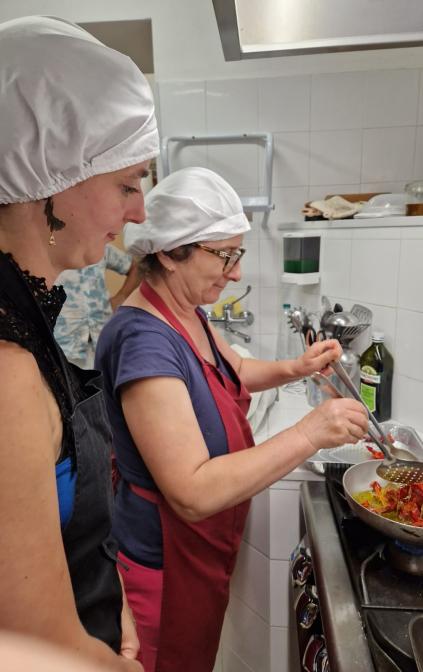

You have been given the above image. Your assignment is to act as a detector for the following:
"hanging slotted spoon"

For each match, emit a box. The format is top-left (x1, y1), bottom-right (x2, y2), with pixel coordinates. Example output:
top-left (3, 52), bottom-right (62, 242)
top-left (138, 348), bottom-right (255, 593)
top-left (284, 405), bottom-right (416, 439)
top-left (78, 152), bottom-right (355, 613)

top-left (310, 370), bottom-right (423, 484)
top-left (350, 303), bottom-right (372, 326)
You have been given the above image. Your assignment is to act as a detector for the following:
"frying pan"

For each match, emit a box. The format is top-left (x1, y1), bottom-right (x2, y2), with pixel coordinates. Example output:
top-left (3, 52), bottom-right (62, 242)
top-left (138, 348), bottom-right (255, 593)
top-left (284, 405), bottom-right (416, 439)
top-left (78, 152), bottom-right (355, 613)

top-left (343, 460), bottom-right (423, 546)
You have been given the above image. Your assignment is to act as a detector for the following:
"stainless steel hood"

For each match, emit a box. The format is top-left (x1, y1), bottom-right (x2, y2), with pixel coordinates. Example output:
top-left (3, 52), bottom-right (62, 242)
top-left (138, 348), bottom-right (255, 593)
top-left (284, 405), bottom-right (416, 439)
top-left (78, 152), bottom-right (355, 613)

top-left (212, 0), bottom-right (423, 60)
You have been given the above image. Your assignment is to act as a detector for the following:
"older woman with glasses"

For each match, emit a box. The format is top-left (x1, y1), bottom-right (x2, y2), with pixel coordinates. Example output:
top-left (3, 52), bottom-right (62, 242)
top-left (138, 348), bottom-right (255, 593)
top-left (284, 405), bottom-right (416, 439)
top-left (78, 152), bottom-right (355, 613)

top-left (95, 167), bottom-right (368, 672)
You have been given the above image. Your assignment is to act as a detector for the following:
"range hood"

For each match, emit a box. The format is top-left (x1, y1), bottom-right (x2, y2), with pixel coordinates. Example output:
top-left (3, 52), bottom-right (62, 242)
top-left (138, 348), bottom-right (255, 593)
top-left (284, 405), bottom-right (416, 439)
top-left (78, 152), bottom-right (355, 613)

top-left (212, 0), bottom-right (423, 60)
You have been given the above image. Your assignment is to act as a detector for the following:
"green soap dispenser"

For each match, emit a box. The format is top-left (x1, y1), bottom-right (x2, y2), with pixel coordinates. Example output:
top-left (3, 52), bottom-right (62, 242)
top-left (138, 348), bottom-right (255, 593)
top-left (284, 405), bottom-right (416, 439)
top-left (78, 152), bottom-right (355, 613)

top-left (359, 332), bottom-right (393, 422)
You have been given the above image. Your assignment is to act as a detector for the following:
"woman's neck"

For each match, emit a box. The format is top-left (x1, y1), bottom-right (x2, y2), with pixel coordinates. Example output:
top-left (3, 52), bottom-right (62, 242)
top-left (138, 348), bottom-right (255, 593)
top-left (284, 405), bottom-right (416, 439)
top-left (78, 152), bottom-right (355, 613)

top-left (143, 276), bottom-right (199, 324)
top-left (0, 203), bottom-right (59, 287)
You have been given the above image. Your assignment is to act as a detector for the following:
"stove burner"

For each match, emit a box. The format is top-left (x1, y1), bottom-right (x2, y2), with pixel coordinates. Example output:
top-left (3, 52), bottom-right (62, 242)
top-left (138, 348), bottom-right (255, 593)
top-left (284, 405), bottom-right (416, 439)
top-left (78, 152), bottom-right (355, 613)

top-left (326, 476), bottom-right (423, 671)
top-left (388, 541), bottom-right (423, 576)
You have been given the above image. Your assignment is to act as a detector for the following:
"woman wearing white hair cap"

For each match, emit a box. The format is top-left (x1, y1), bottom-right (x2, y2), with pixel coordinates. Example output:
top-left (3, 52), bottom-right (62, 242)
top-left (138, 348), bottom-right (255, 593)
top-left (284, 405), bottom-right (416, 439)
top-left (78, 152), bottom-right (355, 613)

top-left (0, 15), bottom-right (160, 672)
top-left (96, 167), bottom-right (368, 672)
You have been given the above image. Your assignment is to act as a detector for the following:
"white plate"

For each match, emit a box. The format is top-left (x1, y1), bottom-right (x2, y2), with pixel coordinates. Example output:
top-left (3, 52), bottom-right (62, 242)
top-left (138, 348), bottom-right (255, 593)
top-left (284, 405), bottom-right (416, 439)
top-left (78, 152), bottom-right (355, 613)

top-left (306, 448), bottom-right (340, 464)
top-left (328, 441), bottom-right (375, 464)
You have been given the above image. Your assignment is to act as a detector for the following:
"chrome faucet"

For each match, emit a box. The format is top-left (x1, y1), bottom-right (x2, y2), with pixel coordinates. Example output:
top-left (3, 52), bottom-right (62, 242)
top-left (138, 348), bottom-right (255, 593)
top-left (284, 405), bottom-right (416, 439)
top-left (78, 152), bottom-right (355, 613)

top-left (206, 285), bottom-right (254, 343)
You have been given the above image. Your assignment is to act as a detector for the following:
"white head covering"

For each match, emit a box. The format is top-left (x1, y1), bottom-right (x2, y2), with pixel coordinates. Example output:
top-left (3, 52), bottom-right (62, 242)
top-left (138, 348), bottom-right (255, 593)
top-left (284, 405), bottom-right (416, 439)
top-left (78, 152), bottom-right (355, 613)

top-left (0, 16), bottom-right (159, 204)
top-left (124, 167), bottom-right (250, 257)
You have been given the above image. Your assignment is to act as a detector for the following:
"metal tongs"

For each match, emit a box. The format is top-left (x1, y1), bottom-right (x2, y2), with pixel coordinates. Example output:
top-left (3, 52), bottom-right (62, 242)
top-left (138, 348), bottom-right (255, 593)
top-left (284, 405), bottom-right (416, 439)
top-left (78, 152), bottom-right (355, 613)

top-left (311, 362), bottom-right (423, 484)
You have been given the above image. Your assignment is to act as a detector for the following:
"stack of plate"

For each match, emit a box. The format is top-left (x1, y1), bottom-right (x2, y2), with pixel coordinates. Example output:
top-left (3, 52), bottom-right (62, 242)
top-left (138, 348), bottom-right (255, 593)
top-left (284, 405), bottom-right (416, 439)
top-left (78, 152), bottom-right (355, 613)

top-left (306, 421), bottom-right (423, 466)
top-left (307, 441), bottom-right (371, 465)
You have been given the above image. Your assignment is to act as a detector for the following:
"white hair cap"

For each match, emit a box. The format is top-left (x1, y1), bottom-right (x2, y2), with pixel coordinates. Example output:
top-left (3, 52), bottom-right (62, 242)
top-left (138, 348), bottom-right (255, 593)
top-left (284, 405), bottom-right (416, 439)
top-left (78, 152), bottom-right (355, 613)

top-left (0, 16), bottom-right (159, 204)
top-left (124, 167), bottom-right (250, 256)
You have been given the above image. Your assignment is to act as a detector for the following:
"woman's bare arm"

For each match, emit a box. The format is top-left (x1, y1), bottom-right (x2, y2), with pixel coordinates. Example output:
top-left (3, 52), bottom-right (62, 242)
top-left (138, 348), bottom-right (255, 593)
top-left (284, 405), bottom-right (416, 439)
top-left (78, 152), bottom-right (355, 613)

top-left (0, 342), bottom-right (141, 672)
top-left (121, 375), bottom-right (368, 522)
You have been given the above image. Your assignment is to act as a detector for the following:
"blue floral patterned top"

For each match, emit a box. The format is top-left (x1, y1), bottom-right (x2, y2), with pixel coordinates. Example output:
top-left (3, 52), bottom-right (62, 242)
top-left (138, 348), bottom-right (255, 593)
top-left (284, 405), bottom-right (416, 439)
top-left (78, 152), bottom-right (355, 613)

top-left (54, 245), bottom-right (131, 361)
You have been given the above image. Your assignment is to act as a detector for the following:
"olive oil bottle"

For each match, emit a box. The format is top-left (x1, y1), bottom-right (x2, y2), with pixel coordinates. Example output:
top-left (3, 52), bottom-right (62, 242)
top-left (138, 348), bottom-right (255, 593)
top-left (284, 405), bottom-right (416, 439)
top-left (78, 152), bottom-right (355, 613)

top-left (359, 332), bottom-right (393, 421)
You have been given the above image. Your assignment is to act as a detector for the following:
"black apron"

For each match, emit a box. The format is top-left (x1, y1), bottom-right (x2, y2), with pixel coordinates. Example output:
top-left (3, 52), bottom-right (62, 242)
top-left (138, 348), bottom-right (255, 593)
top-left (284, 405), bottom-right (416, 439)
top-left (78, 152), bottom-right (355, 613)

top-left (0, 253), bottom-right (122, 651)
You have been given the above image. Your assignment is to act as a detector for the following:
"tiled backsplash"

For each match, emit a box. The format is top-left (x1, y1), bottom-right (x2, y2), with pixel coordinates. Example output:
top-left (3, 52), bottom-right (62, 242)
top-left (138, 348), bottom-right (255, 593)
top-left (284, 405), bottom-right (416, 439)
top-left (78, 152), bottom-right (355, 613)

top-left (156, 68), bottom-right (423, 429)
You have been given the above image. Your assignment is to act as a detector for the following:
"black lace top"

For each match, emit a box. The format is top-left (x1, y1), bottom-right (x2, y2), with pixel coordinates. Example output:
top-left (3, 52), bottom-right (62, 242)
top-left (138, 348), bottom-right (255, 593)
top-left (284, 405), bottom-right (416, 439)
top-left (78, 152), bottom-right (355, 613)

top-left (0, 251), bottom-right (85, 459)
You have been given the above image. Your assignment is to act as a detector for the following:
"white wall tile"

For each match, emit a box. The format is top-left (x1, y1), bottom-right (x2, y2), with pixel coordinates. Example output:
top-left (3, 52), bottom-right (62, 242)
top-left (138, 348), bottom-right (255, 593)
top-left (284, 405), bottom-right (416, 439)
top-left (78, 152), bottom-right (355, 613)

top-left (163, 143), bottom-right (208, 174)
top-left (363, 69), bottom-right (419, 128)
top-left (360, 181), bottom-right (407, 194)
top-left (269, 560), bottom-right (290, 627)
top-left (231, 541), bottom-right (269, 621)
top-left (206, 79), bottom-right (259, 134)
top-left (269, 489), bottom-right (302, 560)
top-left (260, 334), bottom-right (278, 360)
top-left (396, 309), bottom-right (423, 380)
top-left (259, 236), bottom-right (282, 288)
top-left (401, 226), bottom-right (423, 240)
top-left (207, 144), bottom-right (259, 190)
top-left (311, 71), bottom-right (364, 131)
top-left (222, 647), bottom-right (256, 672)
top-left (413, 125), bottom-right (423, 180)
top-left (308, 183), bottom-right (359, 201)
top-left (259, 75), bottom-right (311, 133)
top-left (361, 127), bottom-right (416, 183)
top-left (270, 627), bottom-right (299, 672)
top-left (212, 646), bottom-right (223, 672)
top-left (392, 374), bottom-right (423, 430)
top-left (260, 286), bottom-right (280, 335)
top-left (224, 595), bottom-right (270, 672)
top-left (417, 70), bottom-right (423, 125)
top-left (310, 130), bottom-right (362, 185)
top-left (355, 302), bottom-right (397, 355)
top-left (239, 238), bottom-right (260, 287)
top-left (244, 490), bottom-right (270, 555)
top-left (324, 229), bottom-right (353, 240)
top-left (158, 81), bottom-right (206, 136)
top-left (271, 133), bottom-right (310, 188)
top-left (320, 238), bottom-right (352, 298)
top-left (350, 238), bottom-right (400, 307)
top-left (270, 187), bottom-right (309, 227)
top-left (351, 227), bottom-right (401, 240)
top-left (398, 239), bottom-right (423, 311)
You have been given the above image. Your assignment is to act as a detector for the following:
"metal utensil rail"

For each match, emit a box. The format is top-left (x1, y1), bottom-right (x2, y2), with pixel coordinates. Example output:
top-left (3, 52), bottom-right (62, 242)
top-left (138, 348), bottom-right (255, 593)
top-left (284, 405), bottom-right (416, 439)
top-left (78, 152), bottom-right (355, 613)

top-left (160, 132), bottom-right (274, 227)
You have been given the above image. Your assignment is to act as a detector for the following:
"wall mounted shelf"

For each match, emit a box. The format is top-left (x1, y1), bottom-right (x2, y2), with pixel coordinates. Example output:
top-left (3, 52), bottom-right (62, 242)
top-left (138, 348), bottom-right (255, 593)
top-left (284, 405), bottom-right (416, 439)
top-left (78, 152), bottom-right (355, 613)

top-left (161, 132), bottom-right (274, 227)
top-left (281, 272), bottom-right (320, 285)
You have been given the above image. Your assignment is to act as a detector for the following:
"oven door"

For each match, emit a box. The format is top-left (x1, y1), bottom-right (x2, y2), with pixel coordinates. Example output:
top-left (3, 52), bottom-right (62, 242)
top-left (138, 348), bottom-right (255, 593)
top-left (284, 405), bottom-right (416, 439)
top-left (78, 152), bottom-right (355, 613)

top-left (290, 538), bottom-right (330, 672)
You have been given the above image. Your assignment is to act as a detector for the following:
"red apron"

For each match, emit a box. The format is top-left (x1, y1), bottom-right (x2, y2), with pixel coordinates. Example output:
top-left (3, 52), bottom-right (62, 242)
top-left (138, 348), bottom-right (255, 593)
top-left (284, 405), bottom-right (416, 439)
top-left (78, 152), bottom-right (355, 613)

top-left (130, 280), bottom-right (254, 672)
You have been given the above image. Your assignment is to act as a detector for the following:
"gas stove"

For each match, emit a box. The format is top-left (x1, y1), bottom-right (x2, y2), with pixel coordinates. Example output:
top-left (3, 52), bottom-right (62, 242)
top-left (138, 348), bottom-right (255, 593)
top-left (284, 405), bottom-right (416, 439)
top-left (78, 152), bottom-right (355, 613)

top-left (299, 476), bottom-right (423, 672)
top-left (327, 474), bottom-right (423, 672)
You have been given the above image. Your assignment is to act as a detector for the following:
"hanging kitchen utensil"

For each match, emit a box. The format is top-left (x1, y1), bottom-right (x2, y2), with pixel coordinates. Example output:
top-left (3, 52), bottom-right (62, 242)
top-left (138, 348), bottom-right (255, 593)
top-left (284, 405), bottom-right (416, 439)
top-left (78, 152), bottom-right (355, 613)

top-left (321, 295), bottom-right (331, 313)
top-left (332, 324), bottom-right (369, 345)
top-left (350, 303), bottom-right (372, 326)
top-left (320, 311), bottom-right (333, 331)
top-left (288, 310), bottom-right (307, 353)
top-left (324, 311), bottom-right (358, 340)
top-left (304, 327), bottom-right (327, 347)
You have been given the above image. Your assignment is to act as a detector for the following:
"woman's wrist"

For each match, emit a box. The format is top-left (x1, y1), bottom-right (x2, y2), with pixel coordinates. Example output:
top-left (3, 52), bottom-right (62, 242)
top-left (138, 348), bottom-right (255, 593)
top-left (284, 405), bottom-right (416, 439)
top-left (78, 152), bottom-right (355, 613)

top-left (285, 423), bottom-right (316, 461)
top-left (279, 357), bottom-right (303, 383)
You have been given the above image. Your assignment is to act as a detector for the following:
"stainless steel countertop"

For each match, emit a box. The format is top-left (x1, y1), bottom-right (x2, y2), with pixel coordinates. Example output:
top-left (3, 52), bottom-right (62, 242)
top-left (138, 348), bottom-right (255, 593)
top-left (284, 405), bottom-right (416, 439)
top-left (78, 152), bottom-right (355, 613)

top-left (301, 481), bottom-right (375, 672)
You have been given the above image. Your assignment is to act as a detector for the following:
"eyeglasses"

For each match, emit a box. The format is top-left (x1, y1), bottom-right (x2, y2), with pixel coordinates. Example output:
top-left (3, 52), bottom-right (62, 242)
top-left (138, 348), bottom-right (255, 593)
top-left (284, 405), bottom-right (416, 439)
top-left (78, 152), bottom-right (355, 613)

top-left (194, 243), bottom-right (246, 273)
